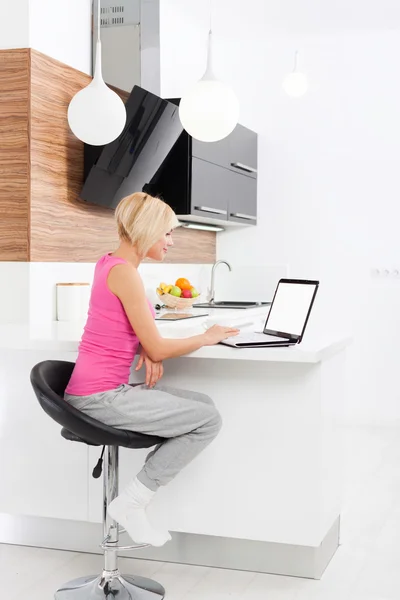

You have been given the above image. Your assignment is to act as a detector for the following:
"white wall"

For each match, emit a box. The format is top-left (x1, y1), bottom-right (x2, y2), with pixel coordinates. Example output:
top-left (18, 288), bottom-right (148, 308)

top-left (160, 1), bottom-right (400, 421)
top-left (0, 0), bottom-right (92, 73)
top-left (0, 0), bottom-right (29, 49)
top-left (29, 0), bottom-right (92, 73)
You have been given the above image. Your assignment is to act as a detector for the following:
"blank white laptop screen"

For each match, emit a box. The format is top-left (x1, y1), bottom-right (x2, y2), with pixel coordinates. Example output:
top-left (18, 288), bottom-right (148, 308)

top-left (266, 282), bottom-right (317, 336)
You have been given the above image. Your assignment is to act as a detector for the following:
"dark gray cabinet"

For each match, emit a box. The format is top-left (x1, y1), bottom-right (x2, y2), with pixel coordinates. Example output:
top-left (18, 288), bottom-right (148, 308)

top-left (227, 172), bottom-right (257, 224)
top-left (191, 159), bottom-right (229, 221)
top-left (192, 125), bottom-right (257, 181)
top-left (190, 157), bottom-right (257, 224)
top-left (227, 125), bottom-right (258, 180)
top-left (148, 120), bottom-right (258, 226)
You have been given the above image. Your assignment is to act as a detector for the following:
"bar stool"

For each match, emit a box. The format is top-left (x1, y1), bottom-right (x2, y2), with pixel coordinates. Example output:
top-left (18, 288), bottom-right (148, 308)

top-left (30, 360), bottom-right (166, 600)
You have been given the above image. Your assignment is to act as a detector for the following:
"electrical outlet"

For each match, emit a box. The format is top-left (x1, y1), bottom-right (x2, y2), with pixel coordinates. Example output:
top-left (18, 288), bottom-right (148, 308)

top-left (371, 267), bottom-right (400, 279)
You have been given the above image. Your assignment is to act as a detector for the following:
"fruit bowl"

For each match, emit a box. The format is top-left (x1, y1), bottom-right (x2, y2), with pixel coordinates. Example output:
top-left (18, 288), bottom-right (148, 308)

top-left (156, 291), bottom-right (200, 309)
top-left (156, 278), bottom-right (200, 309)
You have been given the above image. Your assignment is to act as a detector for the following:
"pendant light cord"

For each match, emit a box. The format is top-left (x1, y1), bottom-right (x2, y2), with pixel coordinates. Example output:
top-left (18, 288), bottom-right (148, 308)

top-left (93, 0), bottom-right (102, 79)
top-left (204, 0), bottom-right (213, 78)
top-left (97, 0), bottom-right (101, 42)
top-left (205, 18), bottom-right (213, 78)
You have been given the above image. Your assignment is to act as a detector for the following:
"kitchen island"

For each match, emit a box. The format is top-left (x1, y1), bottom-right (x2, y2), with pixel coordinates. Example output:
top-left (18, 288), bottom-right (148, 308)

top-left (0, 307), bottom-right (350, 579)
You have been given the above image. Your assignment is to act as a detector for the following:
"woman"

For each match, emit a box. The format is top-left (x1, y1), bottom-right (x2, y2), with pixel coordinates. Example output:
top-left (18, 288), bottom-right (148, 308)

top-left (65, 192), bottom-right (239, 547)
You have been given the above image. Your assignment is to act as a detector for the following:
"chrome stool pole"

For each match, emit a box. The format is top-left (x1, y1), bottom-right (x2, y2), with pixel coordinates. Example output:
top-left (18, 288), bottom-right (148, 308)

top-left (55, 446), bottom-right (165, 600)
top-left (103, 445), bottom-right (119, 574)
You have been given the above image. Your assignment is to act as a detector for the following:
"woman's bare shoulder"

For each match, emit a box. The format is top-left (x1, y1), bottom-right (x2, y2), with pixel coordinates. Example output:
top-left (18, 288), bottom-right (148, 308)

top-left (108, 262), bottom-right (144, 296)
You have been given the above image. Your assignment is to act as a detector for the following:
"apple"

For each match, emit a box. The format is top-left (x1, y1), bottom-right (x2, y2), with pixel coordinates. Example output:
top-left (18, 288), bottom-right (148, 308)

top-left (182, 289), bottom-right (192, 299)
top-left (190, 287), bottom-right (200, 298)
top-left (169, 285), bottom-right (182, 297)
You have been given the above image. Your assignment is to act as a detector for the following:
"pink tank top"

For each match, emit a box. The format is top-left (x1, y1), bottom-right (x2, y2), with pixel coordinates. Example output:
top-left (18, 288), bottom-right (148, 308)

top-left (65, 254), bottom-right (155, 396)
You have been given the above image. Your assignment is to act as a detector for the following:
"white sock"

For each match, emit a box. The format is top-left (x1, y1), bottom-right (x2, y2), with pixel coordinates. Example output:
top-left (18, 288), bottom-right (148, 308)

top-left (107, 477), bottom-right (171, 547)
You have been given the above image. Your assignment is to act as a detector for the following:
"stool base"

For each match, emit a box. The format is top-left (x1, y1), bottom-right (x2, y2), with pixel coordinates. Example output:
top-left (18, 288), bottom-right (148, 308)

top-left (55, 572), bottom-right (165, 600)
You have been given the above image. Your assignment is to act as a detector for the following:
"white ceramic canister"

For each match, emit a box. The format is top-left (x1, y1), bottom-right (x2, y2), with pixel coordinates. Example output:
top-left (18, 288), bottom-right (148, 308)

top-left (56, 283), bottom-right (91, 322)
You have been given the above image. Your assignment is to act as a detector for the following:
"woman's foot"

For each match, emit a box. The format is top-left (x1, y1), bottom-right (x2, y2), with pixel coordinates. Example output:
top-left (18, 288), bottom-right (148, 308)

top-left (107, 477), bottom-right (171, 547)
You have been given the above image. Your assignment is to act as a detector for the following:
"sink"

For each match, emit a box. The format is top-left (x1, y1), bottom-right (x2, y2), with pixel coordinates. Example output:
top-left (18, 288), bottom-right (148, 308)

top-left (193, 301), bottom-right (271, 310)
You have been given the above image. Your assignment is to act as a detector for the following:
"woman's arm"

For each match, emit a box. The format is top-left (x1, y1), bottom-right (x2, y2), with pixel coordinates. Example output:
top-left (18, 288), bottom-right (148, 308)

top-left (136, 346), bottom-right (163, 388)
top-left (108, 263), bottom-right (238, 363)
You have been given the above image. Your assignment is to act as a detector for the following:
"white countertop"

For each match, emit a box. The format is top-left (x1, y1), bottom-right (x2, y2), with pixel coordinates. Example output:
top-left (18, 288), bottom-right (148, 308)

top-left (0, 307), bottom-right (351, 364)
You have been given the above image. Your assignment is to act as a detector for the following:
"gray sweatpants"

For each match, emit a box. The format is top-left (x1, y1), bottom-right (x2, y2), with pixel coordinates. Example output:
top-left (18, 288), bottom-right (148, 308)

top-left (65, 383), bottom-right (222, 491)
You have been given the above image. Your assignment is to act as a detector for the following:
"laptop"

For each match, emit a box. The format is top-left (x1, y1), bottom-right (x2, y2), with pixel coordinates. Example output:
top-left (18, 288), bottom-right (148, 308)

top-left (220, 278), bottom-right (319, 348)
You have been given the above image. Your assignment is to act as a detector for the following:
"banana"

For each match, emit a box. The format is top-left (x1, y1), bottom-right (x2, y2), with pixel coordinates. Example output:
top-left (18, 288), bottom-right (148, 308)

top-left (159, 283), bottom-right (173, 294)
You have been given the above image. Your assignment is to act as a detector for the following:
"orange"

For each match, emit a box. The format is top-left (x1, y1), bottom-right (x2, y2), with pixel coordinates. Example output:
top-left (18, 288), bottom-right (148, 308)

top-left (175, 277), bottom-right (191, 290)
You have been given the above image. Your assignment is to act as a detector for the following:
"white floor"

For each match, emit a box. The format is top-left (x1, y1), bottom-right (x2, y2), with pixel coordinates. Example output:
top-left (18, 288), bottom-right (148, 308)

top-left (2, 424), bottom-right (400, 600)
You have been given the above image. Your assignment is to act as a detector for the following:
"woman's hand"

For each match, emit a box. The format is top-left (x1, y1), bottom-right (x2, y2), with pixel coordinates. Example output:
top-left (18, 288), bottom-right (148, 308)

top-left (203, 324), bottom-right (240, 346)
top-left (135, 349), bottom-right (164, 388)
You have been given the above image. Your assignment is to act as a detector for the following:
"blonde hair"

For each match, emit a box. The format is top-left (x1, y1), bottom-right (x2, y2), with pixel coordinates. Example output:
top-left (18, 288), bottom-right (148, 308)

top-left (115, 192), bottom-right (179, 256)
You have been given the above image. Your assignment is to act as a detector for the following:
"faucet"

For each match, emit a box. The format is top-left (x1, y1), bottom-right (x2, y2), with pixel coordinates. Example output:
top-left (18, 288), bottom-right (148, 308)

top-left (209, 260), bottom-right (232, 303)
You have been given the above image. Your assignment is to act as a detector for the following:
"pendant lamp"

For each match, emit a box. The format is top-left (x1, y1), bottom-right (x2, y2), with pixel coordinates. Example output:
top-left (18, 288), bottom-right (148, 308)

top-left (179, 30), bottom-right (240, 143)
top-left (67, 0), bottom-right (127, 146)
top-left (283, 50), bottom-right (308, 98)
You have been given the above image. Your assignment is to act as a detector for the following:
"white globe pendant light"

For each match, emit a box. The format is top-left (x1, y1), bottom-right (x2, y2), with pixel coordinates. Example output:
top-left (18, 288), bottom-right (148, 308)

top-left (67, 0), bottom-right (126, 146)
top-left (283, 51), bottom-right (308, 98)
top-left (179, 30), bottom-right (239, 143)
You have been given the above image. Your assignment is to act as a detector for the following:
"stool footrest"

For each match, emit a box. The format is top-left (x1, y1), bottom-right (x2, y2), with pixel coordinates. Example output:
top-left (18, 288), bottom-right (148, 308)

top-left (102, 530), bottom-right (149, 551)
top-left (101, 540), bottom-right (150, 551)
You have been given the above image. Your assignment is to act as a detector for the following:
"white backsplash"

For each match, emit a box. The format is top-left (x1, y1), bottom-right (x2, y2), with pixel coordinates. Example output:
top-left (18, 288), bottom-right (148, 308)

top-left (0, 261), bottom-right (287, 324)
top-left (0, 262), bottom-right (31, 323)
top-left (212, 264), bottom-right (288, 303)
top-left (29, 262), bottom-right (96, 324)
top-left (0, 262), bottom-right (212, 324)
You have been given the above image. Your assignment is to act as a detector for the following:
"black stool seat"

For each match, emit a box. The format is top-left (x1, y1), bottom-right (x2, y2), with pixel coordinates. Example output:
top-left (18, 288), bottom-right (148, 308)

top-left (30, 360), bottom-right (164, 449)
top-left (61, 428), bottom-right (99, 445)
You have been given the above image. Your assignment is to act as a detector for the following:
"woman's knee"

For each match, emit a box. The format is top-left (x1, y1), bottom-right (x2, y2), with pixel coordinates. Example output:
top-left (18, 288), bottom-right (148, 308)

top-left (195, 402), bottom-right (222, 435)
top-left (209, 405), bottom-right (223, 435)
